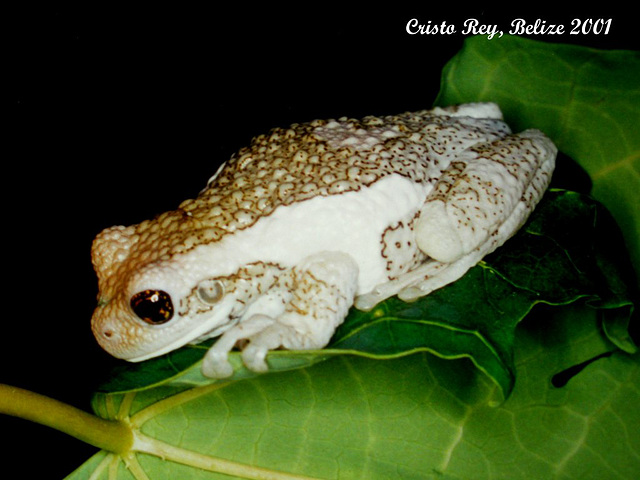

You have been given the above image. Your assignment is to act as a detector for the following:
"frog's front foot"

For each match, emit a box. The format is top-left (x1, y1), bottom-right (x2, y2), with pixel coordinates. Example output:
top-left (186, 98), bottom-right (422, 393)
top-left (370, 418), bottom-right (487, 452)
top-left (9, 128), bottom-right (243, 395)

top-left (202, 251), bottom-right (359, 378)
top-left (202, 314), bottom-right (276, 378)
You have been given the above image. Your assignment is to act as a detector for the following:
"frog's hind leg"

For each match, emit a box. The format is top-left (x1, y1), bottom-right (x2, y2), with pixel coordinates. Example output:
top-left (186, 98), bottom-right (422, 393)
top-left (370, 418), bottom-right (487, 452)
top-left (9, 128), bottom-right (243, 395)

top-left (355, 129), bottom-right (556, 311)
top-left (354, 253), bottom-right (485, 310)
top-left (416, 129), bottom-right (556, 263)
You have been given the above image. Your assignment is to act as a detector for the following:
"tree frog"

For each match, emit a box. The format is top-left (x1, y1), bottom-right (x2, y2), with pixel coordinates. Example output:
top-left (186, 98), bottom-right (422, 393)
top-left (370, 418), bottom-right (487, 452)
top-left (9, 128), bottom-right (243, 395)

top-left (91, 103), bottom-right (556, 378)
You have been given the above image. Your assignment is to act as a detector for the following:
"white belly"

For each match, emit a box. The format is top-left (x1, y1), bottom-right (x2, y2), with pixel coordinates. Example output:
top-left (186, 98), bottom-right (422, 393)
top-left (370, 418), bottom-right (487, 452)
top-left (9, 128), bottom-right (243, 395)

top-left (202, 174), bottom-right (430, 295)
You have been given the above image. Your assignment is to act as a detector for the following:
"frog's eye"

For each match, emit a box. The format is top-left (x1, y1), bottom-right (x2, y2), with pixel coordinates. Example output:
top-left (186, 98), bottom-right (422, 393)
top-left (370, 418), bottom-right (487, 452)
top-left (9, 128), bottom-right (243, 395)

top-left (197, 279), bottom-right (225, 305)
top-left (130, 290), bottom-right (174, 325)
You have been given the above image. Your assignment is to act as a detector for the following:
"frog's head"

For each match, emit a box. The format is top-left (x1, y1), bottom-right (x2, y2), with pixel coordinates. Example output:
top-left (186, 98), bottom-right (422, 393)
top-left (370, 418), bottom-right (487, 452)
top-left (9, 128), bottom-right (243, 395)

top-left (90, 224), bottom-right (238, 362)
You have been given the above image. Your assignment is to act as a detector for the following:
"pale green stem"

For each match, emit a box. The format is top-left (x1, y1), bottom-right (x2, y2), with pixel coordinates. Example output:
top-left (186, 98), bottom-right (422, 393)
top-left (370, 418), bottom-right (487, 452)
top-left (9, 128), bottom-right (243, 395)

top-left (134, 432), bottom-right (321, 480)
top-left (0, 383), bottom-right (133, 454)
top-left (0, 383), bottom-right (323, 479)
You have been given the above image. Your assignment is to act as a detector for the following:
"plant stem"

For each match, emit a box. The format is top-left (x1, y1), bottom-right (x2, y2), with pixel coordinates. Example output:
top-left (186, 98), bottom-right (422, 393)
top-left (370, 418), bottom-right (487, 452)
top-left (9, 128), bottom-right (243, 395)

top-left (0, 383), bottom-right (133, 454)
top-left (134, 432), bottom-right (322, 480)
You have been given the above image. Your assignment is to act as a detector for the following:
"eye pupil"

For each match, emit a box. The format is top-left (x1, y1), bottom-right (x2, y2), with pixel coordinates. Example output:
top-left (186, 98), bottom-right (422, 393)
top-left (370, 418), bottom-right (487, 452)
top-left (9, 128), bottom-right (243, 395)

top-left (130, 290), bottom-right (174, 325)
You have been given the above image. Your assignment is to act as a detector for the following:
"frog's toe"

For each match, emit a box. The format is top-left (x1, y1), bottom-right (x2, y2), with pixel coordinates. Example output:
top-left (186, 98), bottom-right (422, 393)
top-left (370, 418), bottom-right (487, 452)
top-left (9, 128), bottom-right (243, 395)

top-left (202, 314), bottom-right (275, 378)
top-left (202, 348), bottom-right (235, 378)
top-left (240, 326), bottom-right (286, 373)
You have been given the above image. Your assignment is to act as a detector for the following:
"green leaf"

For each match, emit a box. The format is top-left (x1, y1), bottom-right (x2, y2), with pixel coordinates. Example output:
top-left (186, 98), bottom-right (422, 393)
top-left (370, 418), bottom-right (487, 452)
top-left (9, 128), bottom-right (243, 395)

top-left (435, 35), bottom-right (640, 283)
top-left (98, 191), bottom-right (635, 404)
top-left (330, 190), bottom-right (635, 399)
top-left (69, 306), bottom-right (640, 479)
top-left (96, 38), bottom-right (640, 401)
top-left (69, 38), bottom-right (639, 479)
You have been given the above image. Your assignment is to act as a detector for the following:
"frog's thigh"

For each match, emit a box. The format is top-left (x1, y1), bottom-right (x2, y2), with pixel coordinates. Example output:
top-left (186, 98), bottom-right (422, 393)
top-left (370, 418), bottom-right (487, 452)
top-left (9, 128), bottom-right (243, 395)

top-left (202, 251), bottom-right (359, 378)
top-left (415, 129), bottom-right (556, 263)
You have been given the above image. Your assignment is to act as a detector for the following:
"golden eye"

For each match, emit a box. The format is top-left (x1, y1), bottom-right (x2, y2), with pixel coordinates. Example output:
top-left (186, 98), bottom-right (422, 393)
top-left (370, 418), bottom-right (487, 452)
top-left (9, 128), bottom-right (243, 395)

top-left (130, 290), bottom-right (174, 325)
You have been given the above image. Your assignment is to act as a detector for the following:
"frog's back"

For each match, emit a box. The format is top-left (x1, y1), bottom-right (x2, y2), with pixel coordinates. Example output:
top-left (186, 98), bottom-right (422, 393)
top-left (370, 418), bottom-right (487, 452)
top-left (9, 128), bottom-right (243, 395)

top-left (182, 109), bottom-right (508, 240)
top-left (100, 107), bottom-right (510, 292)
top-left (187, 112), bottom-right (438, 233)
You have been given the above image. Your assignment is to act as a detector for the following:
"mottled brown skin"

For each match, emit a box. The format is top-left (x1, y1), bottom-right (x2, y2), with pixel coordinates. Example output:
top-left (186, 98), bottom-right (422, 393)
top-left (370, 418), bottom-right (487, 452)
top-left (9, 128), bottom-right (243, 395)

top-left (91, 103), bottom-right (556, 377)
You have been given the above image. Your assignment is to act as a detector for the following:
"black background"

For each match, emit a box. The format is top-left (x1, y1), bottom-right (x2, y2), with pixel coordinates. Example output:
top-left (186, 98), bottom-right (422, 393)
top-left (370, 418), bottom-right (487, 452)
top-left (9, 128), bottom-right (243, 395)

top-left (4, 5), bottom-right (637, 478)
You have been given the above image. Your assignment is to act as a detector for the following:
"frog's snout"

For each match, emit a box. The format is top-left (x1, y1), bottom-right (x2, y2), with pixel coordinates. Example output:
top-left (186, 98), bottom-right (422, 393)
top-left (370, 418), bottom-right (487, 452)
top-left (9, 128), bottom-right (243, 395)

top-left (91, 302), bottom-right (142, 360)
